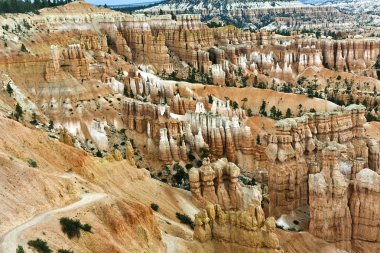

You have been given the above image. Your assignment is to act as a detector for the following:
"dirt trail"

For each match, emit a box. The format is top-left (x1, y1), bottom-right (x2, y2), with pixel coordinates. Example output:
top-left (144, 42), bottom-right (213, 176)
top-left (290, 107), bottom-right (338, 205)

top-left (0, 193), bottom-right (106, 253)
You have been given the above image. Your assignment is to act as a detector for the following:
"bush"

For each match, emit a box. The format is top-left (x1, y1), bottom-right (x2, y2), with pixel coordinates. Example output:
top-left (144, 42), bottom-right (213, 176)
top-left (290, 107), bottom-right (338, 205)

top-left (175, 212), bottom-right (194, 229)
top-left (6, 82), bottom-right (13, 96)
top-left (57, 250), bottom-right (74, 253)
top-left (239, 176), bottom-right (256, 186)
top-left (59, 217), bottom-right (92, 239)
top-left (199, 147), bottom-right (210, 158)
top-left (195, 160), bottom-right (203, 168)
top-left (27, 239), bottom-right (52, 253)
top-left (187, 153), bottom-right (195, 161)
top-left (150, 203), bottom-right (159, 211)
top-left (172, 164), bottom-right (189, 186)
top-left (27, 159), bottom-right (38, 168)
top-left (81, 223), bottom-right (92, 232)
top-left (20, 44), bottom-right (28, 52)
top-left (15, 103), bottom-right (23, 121)
top-left (16, 246), bottom-right (25, 253)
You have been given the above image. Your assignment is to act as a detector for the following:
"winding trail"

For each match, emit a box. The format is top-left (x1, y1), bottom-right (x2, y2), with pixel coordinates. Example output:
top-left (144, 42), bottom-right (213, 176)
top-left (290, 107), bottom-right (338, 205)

top-left (0, 193), bottom-right (106, 253)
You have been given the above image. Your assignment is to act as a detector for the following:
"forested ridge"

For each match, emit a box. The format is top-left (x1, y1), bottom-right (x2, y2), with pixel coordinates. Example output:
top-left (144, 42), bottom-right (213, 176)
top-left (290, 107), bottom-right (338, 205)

top-left (0, 0), bottom-right (70, 14)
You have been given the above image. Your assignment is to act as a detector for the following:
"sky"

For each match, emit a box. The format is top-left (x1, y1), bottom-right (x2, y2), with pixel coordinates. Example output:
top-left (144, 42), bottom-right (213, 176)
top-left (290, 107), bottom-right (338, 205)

top-left (87, 0), bottom-right (160, 6)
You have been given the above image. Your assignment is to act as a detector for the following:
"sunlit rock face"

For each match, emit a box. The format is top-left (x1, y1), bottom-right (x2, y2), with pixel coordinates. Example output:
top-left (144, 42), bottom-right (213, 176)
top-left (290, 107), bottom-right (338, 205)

top-left (194, 199), bottom-right (283, 253)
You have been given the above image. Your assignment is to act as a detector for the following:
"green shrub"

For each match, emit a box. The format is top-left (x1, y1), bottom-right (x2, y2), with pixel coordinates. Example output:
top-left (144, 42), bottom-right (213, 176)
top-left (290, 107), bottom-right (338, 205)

top-left (16, 245), bottom-right (25, 253)
top-left (27, 159), bottom-right (38, 168)
top-left (175, 212), bottom-right (194, 229)
top-left (20, 44), bottom-right (28, 52)
top-left (81, 223), bottom-right (92, 232)
top-left (57, 249), bottom-right (74, 253)
top-left (172, 164), bottom-right (188, 186)
top-left (59, 217), bottom-right (92, 239)
top-left (150, 203), bottom-right (159, 211)
top-left (187, 153), bottom-right (195, 161)
top-left (15, 103), bottom-right (23, 121)
top-left (27, 239), bottom-right (52, 253)
top-left (6, 82), bottom-right (13, 96)
top-left (199, 147), bottom-right (210, 158)
top-left (238, 176), bottom-right (257, 186)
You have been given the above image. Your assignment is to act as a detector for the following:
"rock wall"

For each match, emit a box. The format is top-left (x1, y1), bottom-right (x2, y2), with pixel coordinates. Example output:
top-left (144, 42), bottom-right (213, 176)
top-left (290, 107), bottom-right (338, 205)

top-left (309, 146), bottom-right (352, 251)
top-left (189, 158), bottom-right (242, 210)
top-left (265, 105), bottom-right (380, 217)
top-left (350, 169), bottom-right (380, 246)
top-left (193, 202), bottom-right (283, 253)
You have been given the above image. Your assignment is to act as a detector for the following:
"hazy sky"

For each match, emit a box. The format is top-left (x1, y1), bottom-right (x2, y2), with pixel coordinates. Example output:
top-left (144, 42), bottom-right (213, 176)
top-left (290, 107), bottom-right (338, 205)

top-left (87, 0), bottom-right (158, 5)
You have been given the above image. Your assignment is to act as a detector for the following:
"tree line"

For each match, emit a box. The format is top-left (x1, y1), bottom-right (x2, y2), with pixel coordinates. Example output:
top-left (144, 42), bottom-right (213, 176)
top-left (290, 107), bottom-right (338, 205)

top-left (0, 0), bottom-right (70, 14)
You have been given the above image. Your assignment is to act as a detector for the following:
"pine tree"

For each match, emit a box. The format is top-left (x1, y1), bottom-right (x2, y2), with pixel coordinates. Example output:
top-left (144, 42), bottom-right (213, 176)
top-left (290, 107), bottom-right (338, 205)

top-left (30, 112), bottom-right (38, 125)
top-left (48, 120), bottom-right (54, 130)
top-left (253, 75), bottom-right (258, 87)
top-left (15, 103), bottom-right (23, 121)
top-left (270, 106), bottom-right (277, 119)
top-left (375, 54), bottom-right (380, 80)
top-left (20, 44), bottom-right (28, 52)
top-left (259, 100), bottom-right (267, 116)
top-left (6, 82), bottom-right (13, 96)
top-left (16, 246), bottom-right (25, 253)
top-left (286, 108), bottom-right (292, 118)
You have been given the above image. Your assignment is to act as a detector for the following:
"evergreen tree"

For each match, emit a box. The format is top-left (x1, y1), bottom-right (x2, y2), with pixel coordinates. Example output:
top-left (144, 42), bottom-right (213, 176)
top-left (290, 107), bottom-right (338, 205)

top-left (270, 106), bottom-right (277, 119)
top-left (15, 103), bottom-right (23, 121)
top-left (259, 100), bottom-right (267, 116)
top-left (48, 120), bottom-right (54, 130)
top-left (30, 112), bottom-right (38, 125)
top-left (6, 82), bottom-right (13, 96)
top-left (253, 75), bottom-right (258, 87)
top-left (375, 54), bottom-right (380, 80)
top-left (16, 246), bottom-right (25, 253)
top-left (286, 108), bottom-right (292, 118)
top-left (0, 0), bottom-right (67, 14)
top-left (241, 97), bottom-right (248, 109)
top-left (20, 44), bottom-right (28, 52)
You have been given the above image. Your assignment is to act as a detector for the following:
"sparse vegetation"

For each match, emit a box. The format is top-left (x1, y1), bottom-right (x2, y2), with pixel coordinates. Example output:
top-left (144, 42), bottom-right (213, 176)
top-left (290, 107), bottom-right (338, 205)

top-left (27, 159), bottom-right (38, 168)
top-left (14, 103), bottom-right (23, 121)
top-left (57, 250), bottom-right (74, 253)
top-left (59, 217), bottom-right (92, 239)
top-left (6, 82), bottom-right (13, 96)
top-left (375, 54), bottom-right (380, 80)
top-left (27, 239), bottom-right (52, 253)
top-left (48, 120), bottom-right (54, 130)
top-left (20, 44), bottom-right (28, 53)
top-left (199, 147), bottom-right (210, 158)
top-left (175, 212), bottom-right (194, 229)
top-left (172, 163), bottom-right (189, 189)
top-left (150, 203), bottom-right (159, 211)
top-left (239, 175), bottom-right (256, 186)
top-left (30, 112), bottom-right (38, 125)
top-left (96, 150), bottom-right (103, 158)
top-left (16, 245), bottom-right (25, 253)
top-left (0, 0), bottom-right (69, 14)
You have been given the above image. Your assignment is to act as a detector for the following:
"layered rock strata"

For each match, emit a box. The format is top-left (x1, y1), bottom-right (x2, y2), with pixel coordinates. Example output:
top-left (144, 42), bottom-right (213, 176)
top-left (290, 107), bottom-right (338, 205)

top-left (266, 105), bottom-right (379, 216)
top-left (194, 202), bottom-right (283, 253)
top-left (309, 146), bottom-right (352, 251)
top-left (189, 158), bottom-right (242, 210)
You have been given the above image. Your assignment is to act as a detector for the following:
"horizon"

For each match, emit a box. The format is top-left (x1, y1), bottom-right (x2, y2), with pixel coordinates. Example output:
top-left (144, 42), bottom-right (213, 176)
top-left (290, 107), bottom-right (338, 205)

top-left (87, 0), bottom-right (163, 6)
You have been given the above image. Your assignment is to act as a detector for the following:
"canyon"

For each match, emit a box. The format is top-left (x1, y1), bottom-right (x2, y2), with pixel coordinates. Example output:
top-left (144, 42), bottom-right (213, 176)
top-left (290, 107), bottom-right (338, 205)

top-left (0, 1), bottom-right (379, 253)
